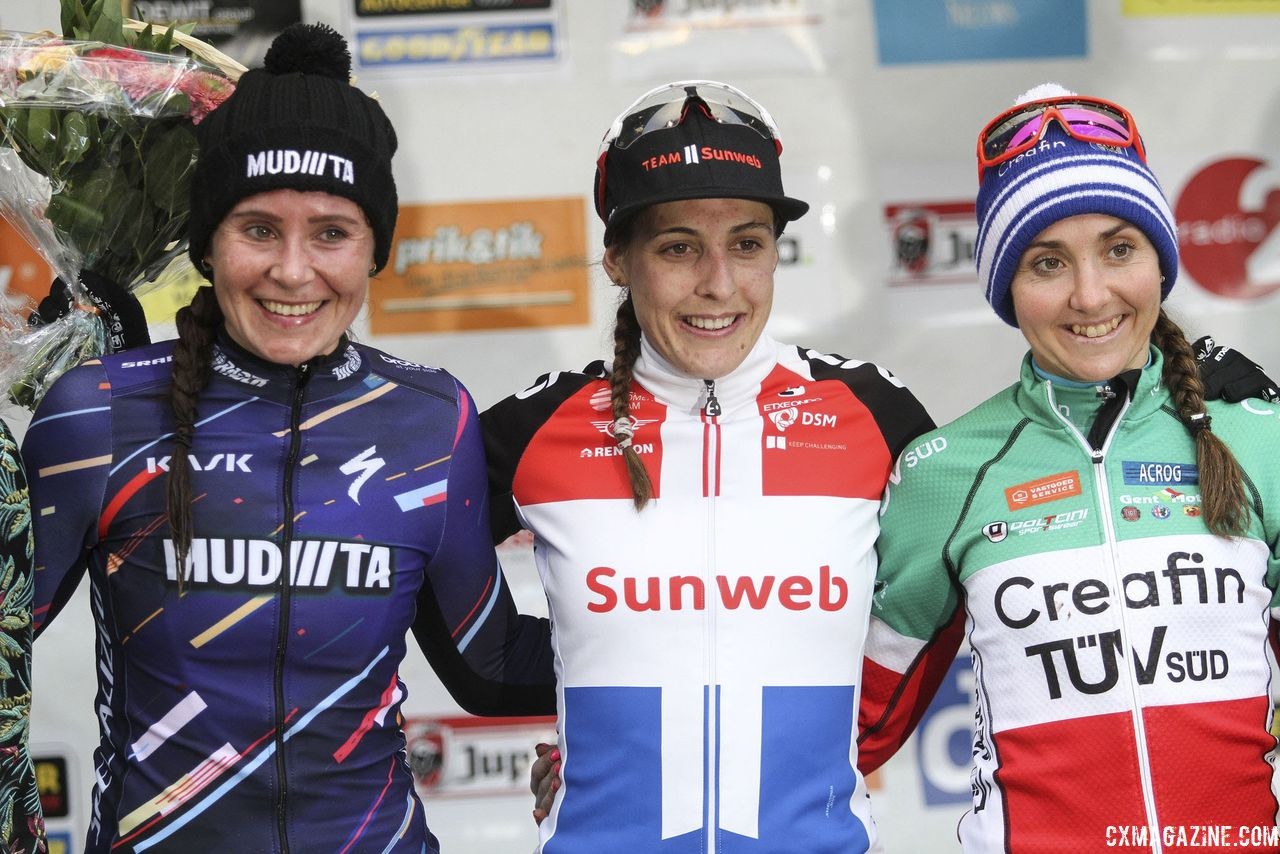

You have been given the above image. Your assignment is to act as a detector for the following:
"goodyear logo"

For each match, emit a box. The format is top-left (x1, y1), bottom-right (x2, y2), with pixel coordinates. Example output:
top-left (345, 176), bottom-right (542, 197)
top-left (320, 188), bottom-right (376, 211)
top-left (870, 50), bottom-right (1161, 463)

top-left (356, 23), bottom-right (555, 67)
top-left (1122, 461), bottom-right (1199, 486)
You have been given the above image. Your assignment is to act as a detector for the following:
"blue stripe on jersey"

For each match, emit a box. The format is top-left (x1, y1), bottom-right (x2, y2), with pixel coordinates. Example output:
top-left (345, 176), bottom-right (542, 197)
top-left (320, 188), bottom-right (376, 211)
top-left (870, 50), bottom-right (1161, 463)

top-left (547, 685), bottom-right (869, 853)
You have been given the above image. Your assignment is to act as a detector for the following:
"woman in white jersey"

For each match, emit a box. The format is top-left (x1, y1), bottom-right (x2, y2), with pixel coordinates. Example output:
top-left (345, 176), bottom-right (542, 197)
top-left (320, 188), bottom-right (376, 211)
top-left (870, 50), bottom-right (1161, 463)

top-left (481, 80), bottom-right (933, 853)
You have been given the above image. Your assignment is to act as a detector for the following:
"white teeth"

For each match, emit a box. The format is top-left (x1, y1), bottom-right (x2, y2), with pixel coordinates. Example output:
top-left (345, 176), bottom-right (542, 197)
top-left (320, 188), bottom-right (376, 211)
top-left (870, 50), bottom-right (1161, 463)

top-left (262, 300), bottom-right (322, 317)
top-left (685, 316), bottom-right (735, 331)
top-left (1071, 316), bottom-right (1122, 338)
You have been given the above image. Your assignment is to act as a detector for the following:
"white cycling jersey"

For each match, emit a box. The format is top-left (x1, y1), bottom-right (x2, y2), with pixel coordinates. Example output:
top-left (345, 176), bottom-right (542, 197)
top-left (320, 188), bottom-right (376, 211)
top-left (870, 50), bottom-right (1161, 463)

top-left (483, 334), bottom-right (933, 854)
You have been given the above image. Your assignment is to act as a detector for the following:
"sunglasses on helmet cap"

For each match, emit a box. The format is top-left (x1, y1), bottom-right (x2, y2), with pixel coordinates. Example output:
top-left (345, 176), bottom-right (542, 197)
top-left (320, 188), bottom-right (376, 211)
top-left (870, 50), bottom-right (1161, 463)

top-left (977, 95), bottom-right (1145, 179)
top-left (600, 80), bottom-right (785, 154)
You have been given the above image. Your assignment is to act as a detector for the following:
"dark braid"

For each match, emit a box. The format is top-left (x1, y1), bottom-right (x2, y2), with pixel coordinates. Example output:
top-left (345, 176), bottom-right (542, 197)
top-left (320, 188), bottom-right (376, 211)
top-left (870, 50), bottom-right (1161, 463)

top-left (610, 291), bottom-right (652, 510)
top-left (166, 286), bottom-right (224, 587)
top-left (1152, 308), bottom-right (1249, 536)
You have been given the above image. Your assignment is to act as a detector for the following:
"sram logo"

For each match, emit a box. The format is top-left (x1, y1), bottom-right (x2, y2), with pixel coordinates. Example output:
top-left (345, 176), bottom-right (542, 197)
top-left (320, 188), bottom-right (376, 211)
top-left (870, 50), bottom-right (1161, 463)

top-left (146, 454), bottom-right (252, 473)
top-left (585, 564), bottom-right (848, 613)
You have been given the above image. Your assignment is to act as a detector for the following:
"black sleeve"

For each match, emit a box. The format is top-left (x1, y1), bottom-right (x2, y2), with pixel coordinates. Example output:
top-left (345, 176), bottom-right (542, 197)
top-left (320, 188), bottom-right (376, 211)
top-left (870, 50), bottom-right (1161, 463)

top-left (480, 361), bottom-right (606, 544)
top-left (800, 350), bottom-right (936, 459)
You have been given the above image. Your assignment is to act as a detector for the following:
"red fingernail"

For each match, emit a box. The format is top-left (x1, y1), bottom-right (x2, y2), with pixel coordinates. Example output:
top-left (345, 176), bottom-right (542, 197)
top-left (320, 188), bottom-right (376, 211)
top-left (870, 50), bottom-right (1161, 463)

top-left (551, 749), bottom-right (560, 761)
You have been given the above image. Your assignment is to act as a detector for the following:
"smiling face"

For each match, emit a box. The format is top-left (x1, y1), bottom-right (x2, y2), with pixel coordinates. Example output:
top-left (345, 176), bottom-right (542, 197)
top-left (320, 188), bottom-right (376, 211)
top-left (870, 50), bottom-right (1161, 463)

top-left (1011, 213), bottom-right (1163, 382)
top-left (604, 198), bottom-right (778, 380)
top-left (207, 189), bottom-right (374, 366)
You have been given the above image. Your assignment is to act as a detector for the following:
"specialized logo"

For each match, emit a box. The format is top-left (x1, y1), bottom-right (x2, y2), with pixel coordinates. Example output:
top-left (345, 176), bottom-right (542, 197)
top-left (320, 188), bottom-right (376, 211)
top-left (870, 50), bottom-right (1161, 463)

top-left (211, 351), bottom-right (268, 388)
top-left (246, 149), bottom-right (355, 184)
top-left (586, 563), bottom-right (848, 612)
top-left (146, 453), bottom-right (252, 474)
top-left (164, 537), bottom-right (393, 591)
top-left (339, 446), bottom-right (386, 505)
top-left (1004, 471), bottom-right (1081, 510)
top-left (1122, 461), bottom-right (1198, 486)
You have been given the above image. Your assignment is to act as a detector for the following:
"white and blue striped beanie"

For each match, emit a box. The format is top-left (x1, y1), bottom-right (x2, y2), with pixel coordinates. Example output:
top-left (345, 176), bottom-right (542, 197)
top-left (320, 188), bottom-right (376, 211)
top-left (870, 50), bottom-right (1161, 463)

top-left (974, 91), bottom-right (1178, 328)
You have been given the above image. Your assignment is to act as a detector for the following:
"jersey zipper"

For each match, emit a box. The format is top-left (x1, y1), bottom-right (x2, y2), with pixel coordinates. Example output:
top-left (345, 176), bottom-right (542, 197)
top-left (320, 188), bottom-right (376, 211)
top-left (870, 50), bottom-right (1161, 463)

top-left (273, 361), bottom-right (312, 854)
top-left (701, 378), bottom-right (721, 850)
top-left (1045, 382), bottom-right (1164, 853)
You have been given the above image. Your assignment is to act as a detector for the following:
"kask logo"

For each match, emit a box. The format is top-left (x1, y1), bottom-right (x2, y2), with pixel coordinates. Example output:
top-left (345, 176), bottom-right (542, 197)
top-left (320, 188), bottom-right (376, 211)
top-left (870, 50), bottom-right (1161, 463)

top-left (1176, 157), bottom-right (1280, 299)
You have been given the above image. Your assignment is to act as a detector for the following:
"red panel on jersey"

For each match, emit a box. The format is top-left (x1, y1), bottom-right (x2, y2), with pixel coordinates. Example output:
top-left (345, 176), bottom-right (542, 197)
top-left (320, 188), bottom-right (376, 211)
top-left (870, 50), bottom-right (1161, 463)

top-left (758, 365), bottom-right (891, 498)
top-left (514, 380), bottom-right (667, 504)
top-left (1144, 697), bottom-right (1280, 832)
top-left (992, 712), bottom-right (1147, 851)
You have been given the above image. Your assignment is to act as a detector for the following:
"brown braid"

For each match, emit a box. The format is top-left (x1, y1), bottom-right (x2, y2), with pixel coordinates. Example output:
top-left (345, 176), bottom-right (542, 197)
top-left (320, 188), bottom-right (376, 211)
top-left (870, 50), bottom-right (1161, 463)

top-left (610, 291), bottom-right (652, 510)
top-left (166, 286), bottom-right (224, 589)
top-left (1151, 309), bottom-right (1250, 536)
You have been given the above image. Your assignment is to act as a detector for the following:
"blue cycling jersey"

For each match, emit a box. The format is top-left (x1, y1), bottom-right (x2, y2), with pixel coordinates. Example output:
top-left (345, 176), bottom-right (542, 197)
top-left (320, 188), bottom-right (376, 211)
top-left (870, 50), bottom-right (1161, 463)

top-left (23, 334), bottom-right (554, 853)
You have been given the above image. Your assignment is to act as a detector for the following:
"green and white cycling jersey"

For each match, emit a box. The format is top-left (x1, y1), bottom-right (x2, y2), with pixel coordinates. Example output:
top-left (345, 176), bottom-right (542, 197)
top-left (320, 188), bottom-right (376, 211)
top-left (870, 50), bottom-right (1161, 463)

top-left (861, 349), bottom-right (1280, 854)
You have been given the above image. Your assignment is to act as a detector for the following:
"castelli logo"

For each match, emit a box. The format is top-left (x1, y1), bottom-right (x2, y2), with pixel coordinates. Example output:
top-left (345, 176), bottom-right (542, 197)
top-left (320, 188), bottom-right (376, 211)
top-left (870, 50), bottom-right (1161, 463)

top-left (1175, 157), bottom-right (1280, 299)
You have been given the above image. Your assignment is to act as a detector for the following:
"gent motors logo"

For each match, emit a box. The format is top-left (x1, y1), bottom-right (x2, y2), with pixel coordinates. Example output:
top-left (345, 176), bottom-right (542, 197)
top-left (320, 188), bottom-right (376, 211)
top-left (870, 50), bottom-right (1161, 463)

top-left (1175, 157), bottom-right (1280, 299)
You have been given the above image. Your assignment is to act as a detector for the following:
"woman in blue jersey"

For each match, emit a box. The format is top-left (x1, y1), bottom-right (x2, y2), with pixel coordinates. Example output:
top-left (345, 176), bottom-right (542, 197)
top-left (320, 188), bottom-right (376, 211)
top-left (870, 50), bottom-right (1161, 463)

top-left (20, 24), bottom-right (553, 853)
top-left (482, 80), bottom-right (934, 853)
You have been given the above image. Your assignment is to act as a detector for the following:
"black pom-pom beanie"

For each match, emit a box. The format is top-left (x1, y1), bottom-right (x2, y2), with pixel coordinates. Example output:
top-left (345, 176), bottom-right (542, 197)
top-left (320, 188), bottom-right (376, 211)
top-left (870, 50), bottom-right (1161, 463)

top-left (187, 23), bottom-right (399, 274)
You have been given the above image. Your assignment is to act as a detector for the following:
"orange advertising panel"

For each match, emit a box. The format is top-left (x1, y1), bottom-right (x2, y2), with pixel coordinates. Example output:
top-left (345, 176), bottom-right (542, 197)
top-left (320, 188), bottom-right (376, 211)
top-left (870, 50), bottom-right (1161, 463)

top-left (372, 196), bottom-right (590, 334)
top-left (0, 218), bottom-right (52, 308)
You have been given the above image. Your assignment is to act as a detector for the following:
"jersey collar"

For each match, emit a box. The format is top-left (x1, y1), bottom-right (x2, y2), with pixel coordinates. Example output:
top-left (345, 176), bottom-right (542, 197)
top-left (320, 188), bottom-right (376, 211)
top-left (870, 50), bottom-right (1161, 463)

top-left (632, 332), bottom-right (778, 416)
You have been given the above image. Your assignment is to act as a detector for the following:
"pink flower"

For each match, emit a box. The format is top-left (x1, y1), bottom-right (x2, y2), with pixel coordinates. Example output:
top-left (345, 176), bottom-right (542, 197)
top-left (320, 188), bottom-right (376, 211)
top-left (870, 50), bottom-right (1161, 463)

top-left (178, 70), bottom-right (234, 124)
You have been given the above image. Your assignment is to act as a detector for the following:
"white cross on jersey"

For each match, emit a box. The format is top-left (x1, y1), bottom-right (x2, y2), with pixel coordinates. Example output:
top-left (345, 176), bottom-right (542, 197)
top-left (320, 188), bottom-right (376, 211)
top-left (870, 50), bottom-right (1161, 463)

top-left (536, 491), bottom-right (879, 840)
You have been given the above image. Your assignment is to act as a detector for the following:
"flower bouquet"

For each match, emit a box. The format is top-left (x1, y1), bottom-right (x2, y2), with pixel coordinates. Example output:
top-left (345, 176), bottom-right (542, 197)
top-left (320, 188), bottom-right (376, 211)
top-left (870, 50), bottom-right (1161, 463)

top-left (0, 0), bottom-right (242, 409)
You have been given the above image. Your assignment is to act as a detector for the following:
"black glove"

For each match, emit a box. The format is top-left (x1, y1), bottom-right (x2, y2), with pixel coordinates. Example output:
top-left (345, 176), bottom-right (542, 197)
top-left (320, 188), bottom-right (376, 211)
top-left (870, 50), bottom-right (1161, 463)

top-left (1193, 336), bottom-right (1280, 403)
top-left (28, 269), bottom-right (151, 354)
